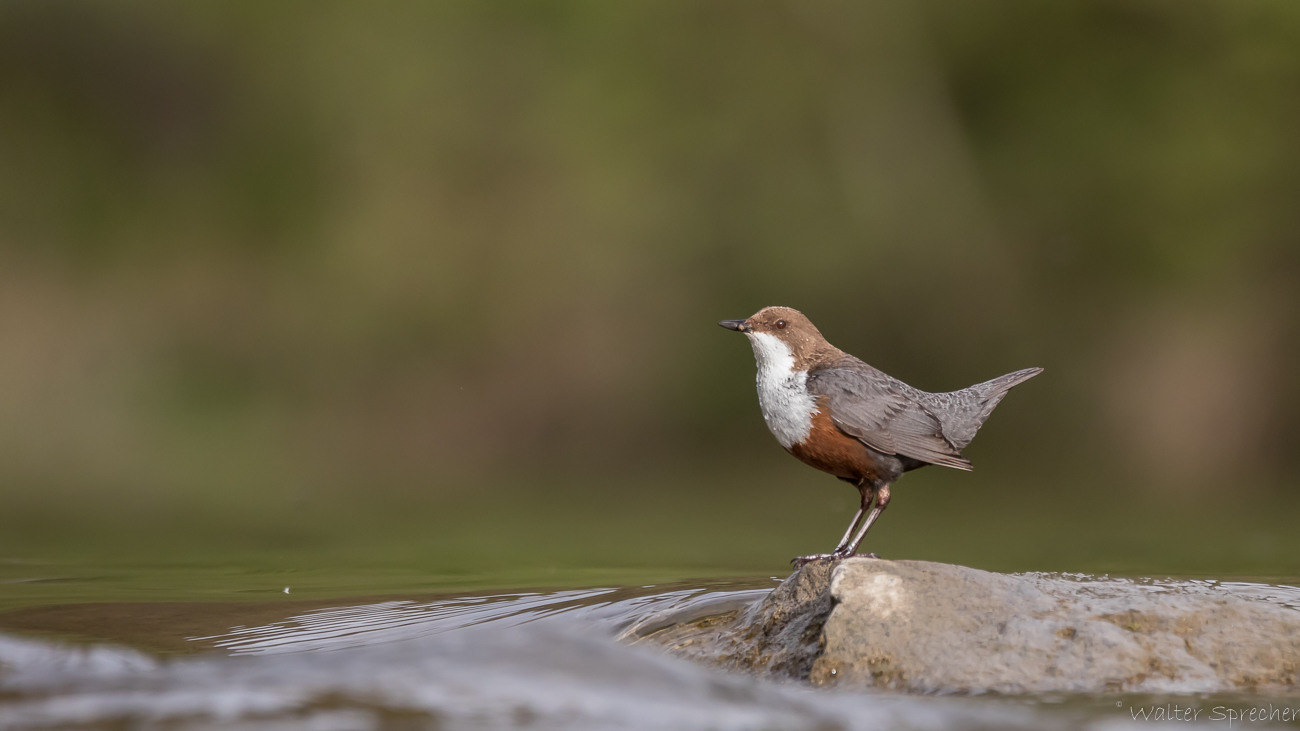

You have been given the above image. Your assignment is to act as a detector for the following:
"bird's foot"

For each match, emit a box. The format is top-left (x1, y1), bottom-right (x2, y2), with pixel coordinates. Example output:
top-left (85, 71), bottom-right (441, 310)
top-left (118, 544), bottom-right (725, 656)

top-left (790, 553), bottom-right (837, 568)
top-left (790, 550), bottom-right (881, 568)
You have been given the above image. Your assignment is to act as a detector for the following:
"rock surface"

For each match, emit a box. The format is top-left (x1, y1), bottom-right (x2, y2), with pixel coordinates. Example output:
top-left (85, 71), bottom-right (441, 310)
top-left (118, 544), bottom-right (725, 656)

top-left (627, 559), bottom-right (1300, 694)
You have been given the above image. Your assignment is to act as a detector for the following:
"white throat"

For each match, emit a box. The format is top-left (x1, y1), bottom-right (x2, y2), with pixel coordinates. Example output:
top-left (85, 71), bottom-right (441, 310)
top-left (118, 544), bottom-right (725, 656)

top-left (746, 332), bottom-right (818, 449)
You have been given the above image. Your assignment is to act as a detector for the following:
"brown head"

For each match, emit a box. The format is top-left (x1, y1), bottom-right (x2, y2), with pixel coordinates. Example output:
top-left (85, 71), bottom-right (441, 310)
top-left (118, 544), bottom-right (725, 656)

top-left (718, 306), bottom-right (837, 370)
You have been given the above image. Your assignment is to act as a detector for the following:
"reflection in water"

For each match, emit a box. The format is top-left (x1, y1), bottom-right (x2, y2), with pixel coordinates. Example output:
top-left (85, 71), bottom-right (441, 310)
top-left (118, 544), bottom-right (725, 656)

top-left (2, 575), bottom-right (1299, 730)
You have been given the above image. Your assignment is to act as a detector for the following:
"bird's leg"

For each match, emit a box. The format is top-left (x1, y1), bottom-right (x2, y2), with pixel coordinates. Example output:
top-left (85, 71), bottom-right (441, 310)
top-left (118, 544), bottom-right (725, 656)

top-left (831, 482), bottom-right (874, 553)
top-left (840, 483), bottom-right (891, 557)
top-left (792, 482), bottom-right (876, 568)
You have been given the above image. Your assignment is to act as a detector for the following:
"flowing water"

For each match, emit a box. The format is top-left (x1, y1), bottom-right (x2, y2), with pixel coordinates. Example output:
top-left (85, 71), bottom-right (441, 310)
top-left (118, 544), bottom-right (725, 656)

top-left (4, 474), bottom-right (1300, 729)
top-left (3, 569), bottom-right (1300, 730)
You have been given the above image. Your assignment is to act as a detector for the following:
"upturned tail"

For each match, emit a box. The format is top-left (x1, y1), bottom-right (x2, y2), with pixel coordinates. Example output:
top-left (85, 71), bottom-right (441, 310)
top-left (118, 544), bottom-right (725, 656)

top-left (927, 366), bottom-right (1043, 451)
top-left (966, 367), bottom-right (1043, 403)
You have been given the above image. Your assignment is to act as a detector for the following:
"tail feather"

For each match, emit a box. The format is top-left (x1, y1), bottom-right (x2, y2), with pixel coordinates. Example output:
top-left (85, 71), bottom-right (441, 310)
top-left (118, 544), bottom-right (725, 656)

top-left (969, 366), bottom-right (1044, 401)
top-left (928, 366), bottom-right (1042, 451)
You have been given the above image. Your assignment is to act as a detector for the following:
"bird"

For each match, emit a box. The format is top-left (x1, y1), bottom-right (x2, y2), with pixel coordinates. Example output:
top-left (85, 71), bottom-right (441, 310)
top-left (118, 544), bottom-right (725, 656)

top-left (719, 306), bottom-right (1041, 566)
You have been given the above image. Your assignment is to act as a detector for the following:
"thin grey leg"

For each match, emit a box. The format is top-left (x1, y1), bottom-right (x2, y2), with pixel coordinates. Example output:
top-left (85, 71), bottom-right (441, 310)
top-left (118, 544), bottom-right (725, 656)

top-left (793, 482), bottom-right (878, 567)
top-left (832, 484), bottom-right (874, 553)
top-left (843, 484), bottom-right (891, 555)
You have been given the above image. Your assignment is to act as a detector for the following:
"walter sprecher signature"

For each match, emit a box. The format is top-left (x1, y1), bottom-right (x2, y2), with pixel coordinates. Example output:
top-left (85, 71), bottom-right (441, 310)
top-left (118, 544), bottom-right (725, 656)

top-left (1127, 703), bottom-right (1300, 726)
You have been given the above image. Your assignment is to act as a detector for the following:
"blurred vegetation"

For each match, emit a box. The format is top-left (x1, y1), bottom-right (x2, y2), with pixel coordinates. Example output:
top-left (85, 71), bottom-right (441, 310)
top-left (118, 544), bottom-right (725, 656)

top-left (1, 0), bottom-right (1299, 586)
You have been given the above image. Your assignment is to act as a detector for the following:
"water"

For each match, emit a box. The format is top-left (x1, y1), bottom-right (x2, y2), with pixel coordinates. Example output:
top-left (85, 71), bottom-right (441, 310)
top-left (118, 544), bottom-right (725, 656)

top-left (4, 573), bottom-right (1300, 730)
top-left (3, 475), bottom-right (1300, 729)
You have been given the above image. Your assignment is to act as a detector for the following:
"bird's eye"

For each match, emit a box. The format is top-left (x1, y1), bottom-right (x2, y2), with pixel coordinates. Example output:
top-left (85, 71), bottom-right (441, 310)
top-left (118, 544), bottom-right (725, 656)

top-left (776, 320), bottom-right (787, 329)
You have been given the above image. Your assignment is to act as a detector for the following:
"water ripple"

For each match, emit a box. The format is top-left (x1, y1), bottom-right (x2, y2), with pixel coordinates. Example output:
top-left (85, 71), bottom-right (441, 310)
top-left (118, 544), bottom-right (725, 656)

top-left (191, 582), bottom-right (773, 655)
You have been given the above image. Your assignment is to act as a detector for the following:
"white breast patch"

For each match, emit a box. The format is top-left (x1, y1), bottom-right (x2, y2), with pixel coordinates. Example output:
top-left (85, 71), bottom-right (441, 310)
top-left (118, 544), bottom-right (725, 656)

top-left (746, 332), bottom-right (819, 449)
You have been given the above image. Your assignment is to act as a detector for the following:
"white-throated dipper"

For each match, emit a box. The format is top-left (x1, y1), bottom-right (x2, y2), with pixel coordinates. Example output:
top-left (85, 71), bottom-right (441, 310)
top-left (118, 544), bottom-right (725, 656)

top-left (720, 306), bottom-right (1041, 566)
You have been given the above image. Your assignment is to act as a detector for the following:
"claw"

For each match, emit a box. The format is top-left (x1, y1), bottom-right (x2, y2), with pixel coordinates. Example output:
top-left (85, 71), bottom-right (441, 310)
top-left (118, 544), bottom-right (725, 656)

top-left (791, 551), bottom-right (882, 568)
top-left (790, 553), bottom-right (838, 568)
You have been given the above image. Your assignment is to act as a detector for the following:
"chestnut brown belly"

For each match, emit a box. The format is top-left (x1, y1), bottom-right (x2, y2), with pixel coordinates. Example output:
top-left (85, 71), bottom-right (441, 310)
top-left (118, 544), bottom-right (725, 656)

top-left (787, 406), bottom-right (881, 482)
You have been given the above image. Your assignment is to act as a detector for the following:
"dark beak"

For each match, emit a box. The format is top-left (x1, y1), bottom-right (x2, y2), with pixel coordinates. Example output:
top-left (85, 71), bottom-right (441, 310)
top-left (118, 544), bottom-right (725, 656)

top-left (718, 319), bottom-right (749, 333)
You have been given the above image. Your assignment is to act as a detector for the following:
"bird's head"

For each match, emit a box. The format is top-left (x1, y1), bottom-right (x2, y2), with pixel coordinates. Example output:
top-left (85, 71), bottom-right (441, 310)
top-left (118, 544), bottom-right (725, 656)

top-left (719, 306), bottom-right (830, 369)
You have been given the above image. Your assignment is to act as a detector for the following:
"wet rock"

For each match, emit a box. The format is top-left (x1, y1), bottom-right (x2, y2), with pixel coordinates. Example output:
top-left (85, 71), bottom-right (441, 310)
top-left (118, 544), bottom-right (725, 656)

top-left (631, 559), bottom-right (1300, 694)
top-left (627, 559), bottom-right (837, 678)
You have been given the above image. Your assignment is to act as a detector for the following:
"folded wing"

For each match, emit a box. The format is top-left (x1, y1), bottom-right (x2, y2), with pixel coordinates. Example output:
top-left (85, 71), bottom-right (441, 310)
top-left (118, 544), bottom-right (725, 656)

top-left (807, 362), bottom-right (974, 471)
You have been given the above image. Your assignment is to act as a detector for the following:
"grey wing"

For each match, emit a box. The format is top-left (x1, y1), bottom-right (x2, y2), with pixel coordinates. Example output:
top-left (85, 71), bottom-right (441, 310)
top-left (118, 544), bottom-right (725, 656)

top-left (807, 367), bottom-right (974, 471)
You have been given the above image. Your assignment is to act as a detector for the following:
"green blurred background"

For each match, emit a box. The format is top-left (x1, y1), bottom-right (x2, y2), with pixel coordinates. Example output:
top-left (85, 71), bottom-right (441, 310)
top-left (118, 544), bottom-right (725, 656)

top-left (2, 0), bottom-right (1300, 606)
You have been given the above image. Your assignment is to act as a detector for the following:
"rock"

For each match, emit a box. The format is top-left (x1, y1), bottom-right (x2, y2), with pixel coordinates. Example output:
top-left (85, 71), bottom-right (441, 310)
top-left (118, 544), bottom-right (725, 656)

top-left (630, 559), bottom-right (1300, 694)
top-left (628, 558), bottom-right (838, 678)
